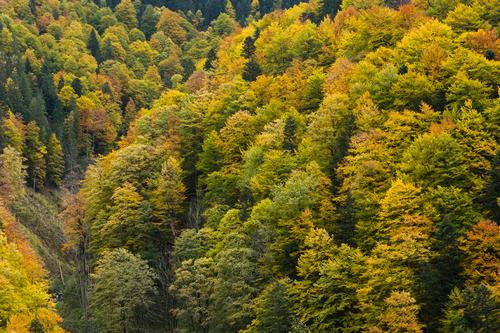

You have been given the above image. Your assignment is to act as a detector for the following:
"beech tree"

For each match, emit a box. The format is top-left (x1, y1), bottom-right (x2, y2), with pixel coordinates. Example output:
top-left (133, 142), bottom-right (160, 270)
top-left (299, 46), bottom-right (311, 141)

top-left (90, 249), bottom-right (157, 333)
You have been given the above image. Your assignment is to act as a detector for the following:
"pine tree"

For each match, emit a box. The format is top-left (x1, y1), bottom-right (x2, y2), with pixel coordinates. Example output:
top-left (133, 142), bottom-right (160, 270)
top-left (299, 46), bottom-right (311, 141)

top-left (62, 110), bottom-right (79, 171)
top-left (316, 0), bottom-right (342, 19)
top-left (39, 61), bottom-right (62, 130)
top-left (250, 0), bottom-right (260, 19)
top-left (23, 121), bottom-right (46, 191)
top-left (46, 133), bottom-right (64, 187)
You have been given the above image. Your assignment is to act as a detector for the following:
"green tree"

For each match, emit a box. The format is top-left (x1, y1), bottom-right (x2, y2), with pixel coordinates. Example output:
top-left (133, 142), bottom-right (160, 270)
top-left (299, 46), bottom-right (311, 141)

top-left (204, 47), bottom-right (217, 71)
top-left (23, 122), bottom-right (46, 191)
top-left (441, 285), bottom-right (499, 333)
top-left (399, 132), bottom-right (472, 189)
top-left (123, 98), bottom-right (137, 133)
top-left (211, 247), bottom-right (260, 332)
top-left (211, 13), bottom-right (237, 37)
top-left (293, 228), bottom-right (366, 332)
top-left (140, 5), bottom-right (160, 39)
top-left (0, 111), bottom-right (25, 152)
top-left (283, 116), bottom-right (298, 153)
top-left (244, 279), bottom-right (295, 333)
top-left (169, 257), bottom-right (216, 333)
top-left (242, 35), bottom-right (256, 59)
top-left (98, 182), bottom-right (151, 256)
top-left (90, 249), bottom-right (157, 333)
top-left (46, 133), bottom-right (64, 187)
top-left (115, 0), bottom-right (137, 29)
top-left (0, 146), bottom-right (26, 199)
top-left (71, 78), bottom-right (83, 97)
top-left (150, 157), bottom-right (186, 239)
top-left (87, 29), bottom-right (100, 62)
top-left (242, 57), bottom-right (262, 82)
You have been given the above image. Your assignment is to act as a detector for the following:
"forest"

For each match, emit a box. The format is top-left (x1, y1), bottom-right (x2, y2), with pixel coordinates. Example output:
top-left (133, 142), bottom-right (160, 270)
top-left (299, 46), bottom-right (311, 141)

top-left (0, 0), bottom-right (498, 332)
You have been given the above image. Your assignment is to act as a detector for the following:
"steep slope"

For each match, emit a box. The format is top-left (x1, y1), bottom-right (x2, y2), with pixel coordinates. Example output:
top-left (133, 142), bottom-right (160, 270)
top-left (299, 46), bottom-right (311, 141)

top-left (68, 1), bottom-right (499, 332)
top-left (0, 0), bottom-right (498, 332)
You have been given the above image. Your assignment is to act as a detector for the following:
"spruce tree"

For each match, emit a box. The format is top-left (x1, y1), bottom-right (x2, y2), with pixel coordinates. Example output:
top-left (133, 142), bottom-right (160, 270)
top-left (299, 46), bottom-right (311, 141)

top-left (242, 57), bottom-right (262, 81)
top-left (71, 78), bottom-right (83, 96)
top-left (242, 36), bottom-right (256, 59)
top-left (87, 29), bottom-right (100, 62)
top-left (46, 133), bottom-right (64, 187)
top-left (140, 5), bottom-right (160, 39)
top-left (283, 116), bottom-right (298, 153)
top-left (204, 47), bottom-right (217, 71)
top-left (23, 121), bottom-right (46, 190)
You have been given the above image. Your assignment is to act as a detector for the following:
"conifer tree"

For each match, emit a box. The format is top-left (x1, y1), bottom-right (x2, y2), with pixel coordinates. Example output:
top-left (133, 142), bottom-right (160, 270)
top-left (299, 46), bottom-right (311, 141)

top-left (0, 111), bottom-right (25, 152)
top-left (71, 78), bottom-right (83, 97)
top-left (225, 0), bottom-right (236, 19)
top-left (441, 285), bottom-right (499, 333)
top-left (283, 116), bottom-right (298, 153)
top-left (242, 57), bottom-right (262, 82)
top-left (46, 133), bottom-right (64, 187)
top-left (140, 5), bottom-right (160, 39)
top-left (87, 29), bottom-right (100, 62)
top-left (204, 48), bottom-right (217, 71)
top-left (123, 98), bottom-right (137, 133)
top-left (242, 36), bottom-right (256, 59)
top-left (0, 146), bottom-right (26, 199)
top-left (23, 121), bottom-right (46, 191)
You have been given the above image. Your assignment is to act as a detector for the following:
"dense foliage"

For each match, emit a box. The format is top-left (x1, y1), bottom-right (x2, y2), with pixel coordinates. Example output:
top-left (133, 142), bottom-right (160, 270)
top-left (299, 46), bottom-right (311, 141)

top-left (0, 0), bottom-right (498, 332)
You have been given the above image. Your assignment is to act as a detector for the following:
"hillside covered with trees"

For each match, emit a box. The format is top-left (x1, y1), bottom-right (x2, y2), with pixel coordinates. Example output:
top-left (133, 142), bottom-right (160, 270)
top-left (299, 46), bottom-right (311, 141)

top-left (0, 0), bottom-right (498, 332)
